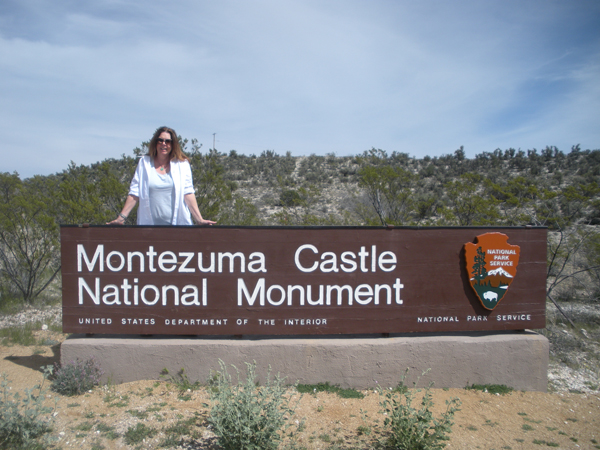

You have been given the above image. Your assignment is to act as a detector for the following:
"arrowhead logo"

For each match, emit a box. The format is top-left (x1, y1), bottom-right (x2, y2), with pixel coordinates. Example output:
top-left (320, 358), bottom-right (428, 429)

top-left (464, 232), bottom-right (520, 310)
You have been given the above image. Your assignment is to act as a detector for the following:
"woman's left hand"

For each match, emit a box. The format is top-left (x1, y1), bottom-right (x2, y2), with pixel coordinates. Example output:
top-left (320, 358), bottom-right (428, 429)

top-left (184, 193), bottom-right (216, 225)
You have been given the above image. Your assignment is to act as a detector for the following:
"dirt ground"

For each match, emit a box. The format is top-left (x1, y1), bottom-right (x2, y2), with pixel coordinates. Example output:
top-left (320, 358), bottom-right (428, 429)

top-left (1, 330), bottom-right (599, 450)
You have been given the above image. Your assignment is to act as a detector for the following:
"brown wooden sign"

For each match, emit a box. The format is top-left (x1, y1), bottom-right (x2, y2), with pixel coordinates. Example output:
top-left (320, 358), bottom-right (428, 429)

top-left (61, 226), bottom-right (547, 335)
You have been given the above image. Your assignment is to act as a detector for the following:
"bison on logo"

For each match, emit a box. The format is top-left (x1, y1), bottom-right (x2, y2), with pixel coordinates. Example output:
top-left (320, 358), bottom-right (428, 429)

top-left (464, 233), bottom-right (520, 310)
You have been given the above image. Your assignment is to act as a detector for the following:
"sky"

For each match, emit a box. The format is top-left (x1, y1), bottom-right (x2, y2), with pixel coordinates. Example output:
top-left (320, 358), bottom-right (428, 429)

top-left (1, 0), bottom-right (599, 178)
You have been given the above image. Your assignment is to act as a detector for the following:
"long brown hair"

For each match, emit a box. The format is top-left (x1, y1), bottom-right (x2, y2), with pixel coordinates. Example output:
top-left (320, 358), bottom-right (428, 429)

top-left (148, 126), bottom-right (189, 162)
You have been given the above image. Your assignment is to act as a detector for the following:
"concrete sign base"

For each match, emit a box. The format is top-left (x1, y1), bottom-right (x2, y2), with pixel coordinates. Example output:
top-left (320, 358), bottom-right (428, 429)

top-left (61, 331), bottom-right (549, 392)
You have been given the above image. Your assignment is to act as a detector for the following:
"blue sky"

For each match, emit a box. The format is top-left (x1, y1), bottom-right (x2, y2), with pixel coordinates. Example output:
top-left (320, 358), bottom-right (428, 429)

top-left (1, 0), bottom-right (599, 178)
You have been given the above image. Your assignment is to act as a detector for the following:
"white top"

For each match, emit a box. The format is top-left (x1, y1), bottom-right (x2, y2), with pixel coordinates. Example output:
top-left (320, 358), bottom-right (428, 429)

top-left (148, 169), bottom-right (175, 225)
top-left (128, 155), bottom-right (195, 225)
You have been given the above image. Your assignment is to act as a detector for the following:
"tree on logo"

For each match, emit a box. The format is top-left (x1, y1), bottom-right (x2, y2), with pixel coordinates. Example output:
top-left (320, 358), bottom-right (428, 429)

top-left (472, 246), bottom-right (488, 285)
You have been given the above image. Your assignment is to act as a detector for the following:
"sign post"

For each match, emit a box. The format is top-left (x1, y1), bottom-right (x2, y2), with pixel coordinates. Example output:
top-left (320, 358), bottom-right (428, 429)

top-left (61, 226), bottom-right (547, 335)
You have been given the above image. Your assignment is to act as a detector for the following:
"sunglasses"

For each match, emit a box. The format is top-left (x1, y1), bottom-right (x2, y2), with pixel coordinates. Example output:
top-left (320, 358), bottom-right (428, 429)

top-left (157, 138), bottom-right (172, 145)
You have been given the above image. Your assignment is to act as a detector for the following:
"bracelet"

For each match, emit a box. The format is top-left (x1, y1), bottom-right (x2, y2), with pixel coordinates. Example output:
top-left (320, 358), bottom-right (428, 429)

top-left (118, 213), bottom-right (128, 220)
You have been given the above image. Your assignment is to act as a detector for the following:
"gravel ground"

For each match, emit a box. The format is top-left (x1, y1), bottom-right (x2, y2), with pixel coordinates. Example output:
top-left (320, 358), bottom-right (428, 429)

top-left (0, 304), bottom-right (62, 330)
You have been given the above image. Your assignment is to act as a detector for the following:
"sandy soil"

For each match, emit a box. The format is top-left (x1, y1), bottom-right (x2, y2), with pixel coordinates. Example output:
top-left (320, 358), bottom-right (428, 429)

top-left (1, 330), bottom-right (599, 450)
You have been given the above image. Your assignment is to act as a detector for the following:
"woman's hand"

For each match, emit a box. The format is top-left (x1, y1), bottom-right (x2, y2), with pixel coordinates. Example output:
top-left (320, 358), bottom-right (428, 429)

top-left (106, 195), bottom-right (138, 225)
top-left (106, 214), bottom-right (127, 225)
top-left (184, 193), bottom-right (216, 226)
top-left (195, 218), bottom-right (216, 226)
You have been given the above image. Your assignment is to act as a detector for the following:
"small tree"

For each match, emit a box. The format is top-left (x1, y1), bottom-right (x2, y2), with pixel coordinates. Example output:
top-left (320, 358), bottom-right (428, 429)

top-left (0, 173), bottom-right (60, 304)
top-left (55, 161), bottom-right (126, 225)
top-left (443, 173), bottom-right (499, 226)
top-left (188, 146), bottom-right (235, 221)
top-left (488, 176), bottom-right (541, 225)
top-left (357, 165), bottom-right (415, 226)
top-left (218, 195), bottom-right (263, 226)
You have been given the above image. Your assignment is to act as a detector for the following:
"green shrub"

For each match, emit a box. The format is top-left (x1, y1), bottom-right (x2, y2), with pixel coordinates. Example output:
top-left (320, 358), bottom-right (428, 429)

top-left (0, 370), bottom-right (54, 449)
top-left (123, 422), bottom-right (157, 445)
top-left (50, 357), bottom-right (103, 396)
top-left (464, 383), bottom-right (514, 395)
top-left (379, 370), bottom-right (461, 450)
top-left (159, 416), bottom-right (199, 448)
top-left (279, 189), bottom-right (303, 207)
top-left (297, 382), bottom-right (364, 399)
top-left (160, 367), bottom-right (201, 394)
top-left (207, 360), bottom-right (298, 450)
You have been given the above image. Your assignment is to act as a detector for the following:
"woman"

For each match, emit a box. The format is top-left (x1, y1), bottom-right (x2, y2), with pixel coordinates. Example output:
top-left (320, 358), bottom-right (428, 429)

top-left (108, 126), bottom-right (216, 226)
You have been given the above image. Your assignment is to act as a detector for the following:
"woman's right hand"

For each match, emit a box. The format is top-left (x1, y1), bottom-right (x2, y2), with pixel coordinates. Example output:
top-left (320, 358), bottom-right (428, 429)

top-left (107, 196), bottom-right (138, 225)
top-left (106, 215), bottom-right (127, 225)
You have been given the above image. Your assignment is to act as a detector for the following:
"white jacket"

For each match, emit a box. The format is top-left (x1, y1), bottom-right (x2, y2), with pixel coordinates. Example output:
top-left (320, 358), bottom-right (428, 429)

top-left (128, 156), bottom-right (195, 225)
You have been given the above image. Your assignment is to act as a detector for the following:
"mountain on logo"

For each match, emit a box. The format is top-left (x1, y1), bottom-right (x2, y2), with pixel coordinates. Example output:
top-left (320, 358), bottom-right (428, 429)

top-left (487, 267), bottom-right (513, 278)
top-left (485, 267), bottom-right (513, 288)
top-left (476, 267), bottom-right (513, 289)
top-left (469, 267), bottom-right (513, 286)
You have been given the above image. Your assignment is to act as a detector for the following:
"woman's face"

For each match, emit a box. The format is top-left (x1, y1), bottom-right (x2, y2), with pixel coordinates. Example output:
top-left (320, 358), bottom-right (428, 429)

top-left (157, 131), bottom-right (173, 158)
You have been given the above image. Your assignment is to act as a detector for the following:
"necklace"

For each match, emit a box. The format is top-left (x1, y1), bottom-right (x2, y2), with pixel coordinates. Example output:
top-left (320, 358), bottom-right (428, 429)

top-left (155, 159), bottom-right (169, 172)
